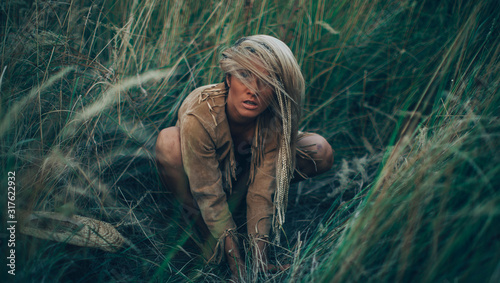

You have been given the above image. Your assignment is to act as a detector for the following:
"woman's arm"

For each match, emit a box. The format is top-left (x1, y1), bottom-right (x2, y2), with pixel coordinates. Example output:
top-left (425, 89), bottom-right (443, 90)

top-left (181, 115), bottom-right (249, 278)
top-left (246, 146), bottom-right (278, 271)
top-left (180, 115), bottom-right (237, 241)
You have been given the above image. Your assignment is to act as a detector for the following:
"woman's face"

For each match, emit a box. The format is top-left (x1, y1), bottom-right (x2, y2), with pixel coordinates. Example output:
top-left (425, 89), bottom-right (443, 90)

top-left (226, 67), bottom-right (274, 125)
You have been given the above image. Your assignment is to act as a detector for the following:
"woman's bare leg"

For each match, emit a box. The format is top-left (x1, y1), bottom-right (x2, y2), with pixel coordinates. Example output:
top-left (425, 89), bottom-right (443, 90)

top-left (294, 133), bottom-right (334, 180)
top-left (155, 127), bottom-right (194, 207)
top-left (155, 127), bottom-right (215, 256)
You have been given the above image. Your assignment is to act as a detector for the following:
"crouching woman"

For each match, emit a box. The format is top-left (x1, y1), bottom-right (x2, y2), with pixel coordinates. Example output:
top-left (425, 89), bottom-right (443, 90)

top-left (156, 35), bottom-right (333, 279)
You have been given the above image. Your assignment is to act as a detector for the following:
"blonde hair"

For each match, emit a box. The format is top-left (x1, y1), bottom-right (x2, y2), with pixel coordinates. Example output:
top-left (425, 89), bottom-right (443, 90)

top-left (220, 35), bottom-right (305, 241)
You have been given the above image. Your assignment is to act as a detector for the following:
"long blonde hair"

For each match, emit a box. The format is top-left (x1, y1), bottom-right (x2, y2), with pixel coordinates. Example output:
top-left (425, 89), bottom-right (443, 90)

top-left (220, 35), bottom-right (305, 241)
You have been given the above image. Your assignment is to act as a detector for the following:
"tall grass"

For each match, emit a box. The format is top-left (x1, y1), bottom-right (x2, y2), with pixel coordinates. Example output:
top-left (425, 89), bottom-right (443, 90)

top-left (287, 1), bottom-right (500, 282)
top-left (1, 0), bottom-right (498, 282)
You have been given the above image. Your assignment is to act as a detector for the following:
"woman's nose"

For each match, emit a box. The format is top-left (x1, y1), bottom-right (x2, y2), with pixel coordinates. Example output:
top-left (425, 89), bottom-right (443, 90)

top-left (246, 78), bottom-right (258, 94)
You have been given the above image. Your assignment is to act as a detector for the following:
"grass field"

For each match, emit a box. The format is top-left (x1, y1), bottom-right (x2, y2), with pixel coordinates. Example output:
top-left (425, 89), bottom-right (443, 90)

top-left (1, 0), bottom-right (499, 282)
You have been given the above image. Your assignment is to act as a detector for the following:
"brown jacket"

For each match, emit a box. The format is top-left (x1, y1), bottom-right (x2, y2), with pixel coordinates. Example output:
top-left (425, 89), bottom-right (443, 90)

top-left (177, 83), bottom-right (277, 240)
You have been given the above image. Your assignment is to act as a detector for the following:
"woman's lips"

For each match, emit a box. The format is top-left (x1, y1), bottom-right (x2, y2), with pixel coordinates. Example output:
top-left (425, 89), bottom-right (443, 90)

top-left (242, 100), bottom-right (259, 110)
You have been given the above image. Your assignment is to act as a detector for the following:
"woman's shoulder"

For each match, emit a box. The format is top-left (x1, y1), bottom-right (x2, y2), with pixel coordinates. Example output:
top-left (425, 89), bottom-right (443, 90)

top-left (178, 83), bottom-right (228, 132)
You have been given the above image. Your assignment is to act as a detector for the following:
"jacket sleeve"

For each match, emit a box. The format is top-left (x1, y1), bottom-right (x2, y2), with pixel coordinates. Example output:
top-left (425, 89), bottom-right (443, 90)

top-left (246, 147), bottom-right (277, 237)
top-left (180, 115), bottom-right (237, 239)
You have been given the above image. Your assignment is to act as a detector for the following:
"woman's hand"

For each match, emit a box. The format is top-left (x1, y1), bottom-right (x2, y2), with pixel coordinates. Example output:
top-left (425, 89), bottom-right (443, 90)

top-left (225, 235), bottom-right (246, 281)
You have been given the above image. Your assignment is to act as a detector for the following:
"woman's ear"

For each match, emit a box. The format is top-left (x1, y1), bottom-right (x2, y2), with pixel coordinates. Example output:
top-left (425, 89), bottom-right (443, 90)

top-left (225, 74), bottom-right (231, 88)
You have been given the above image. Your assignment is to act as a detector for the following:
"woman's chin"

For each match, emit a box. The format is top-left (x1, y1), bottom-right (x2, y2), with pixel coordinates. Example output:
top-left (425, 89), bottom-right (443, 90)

top-left (239, 108), bottom-right (263, 120)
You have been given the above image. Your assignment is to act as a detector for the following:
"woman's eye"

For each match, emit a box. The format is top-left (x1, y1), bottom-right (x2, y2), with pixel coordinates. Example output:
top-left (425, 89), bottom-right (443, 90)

top-left (239, 71), bottom-right (250, 78)
top-left (257, 79), bottom-right (271, 91)
top-left (257, 80), bottom-right (264, 89)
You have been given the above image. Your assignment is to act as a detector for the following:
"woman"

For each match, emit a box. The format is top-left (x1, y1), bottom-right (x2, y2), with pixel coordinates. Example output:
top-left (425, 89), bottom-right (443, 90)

top-left (156, 35), bottom-right (333, 278)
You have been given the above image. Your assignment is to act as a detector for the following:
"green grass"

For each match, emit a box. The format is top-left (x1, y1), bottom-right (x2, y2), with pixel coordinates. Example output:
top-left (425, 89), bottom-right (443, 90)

top-left (1, 0), bottom-right (499, 282)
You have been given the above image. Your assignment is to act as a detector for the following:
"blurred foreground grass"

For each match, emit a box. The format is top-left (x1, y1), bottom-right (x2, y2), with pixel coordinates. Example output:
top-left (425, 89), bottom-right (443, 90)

top-left (1, 0), bottom-right (499, 282)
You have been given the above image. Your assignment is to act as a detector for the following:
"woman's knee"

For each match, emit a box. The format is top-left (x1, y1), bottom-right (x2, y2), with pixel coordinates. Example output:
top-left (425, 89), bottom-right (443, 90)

top-left (316, 135), bottom-right (334, 173)
top-left (156, 127), bottom-right (183, 168)
top-left (298, 134), bottom-right (334, 175)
